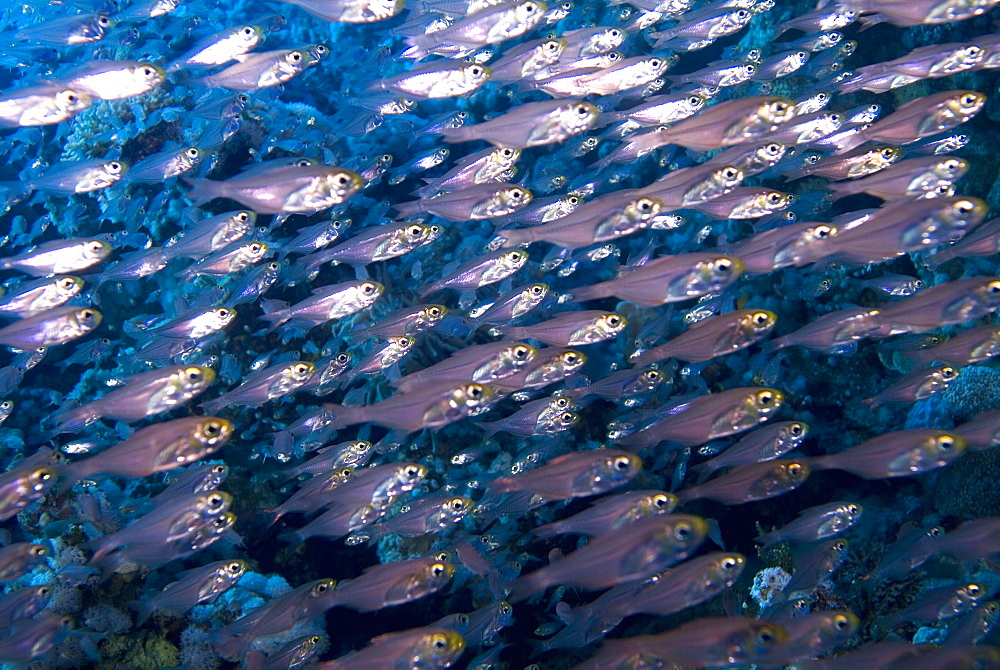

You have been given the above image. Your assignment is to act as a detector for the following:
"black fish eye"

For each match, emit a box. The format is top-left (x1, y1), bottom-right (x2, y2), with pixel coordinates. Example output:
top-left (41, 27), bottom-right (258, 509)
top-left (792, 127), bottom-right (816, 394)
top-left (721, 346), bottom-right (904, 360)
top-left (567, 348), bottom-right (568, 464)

top-left (767, 143), bottom-right (781, 155)
top-left (228, 562), bottom-right (241, 572)
top-left (429, 306), bottom-right (442, 316)
top-left (514, 346), bottom-right (530, 359)
top-left (791, 424), bottom-right (803, 435)
top-left (767, 192), bottom-right (782, 204)
top-left (759, 629), bottom-right (775, 644)
top-left (213, 465), bottom-right (226, 473)
top-left (468, 385), bottom-right (484, 399)
top-left (561, 412), bottom-right (575, 423)
top-left (242, 26), bottom-right (254, 36)
top-left (716, 259), bottom-right (733, 273)
top-left (432, 563), bottom-right (446, 576)
top-left (675, 523), bottom-right (692, 540)
top-left (575, 104), bottom-right (590, 116)
top-left (216, 308), bottom-right (229, 317)
top-left (614, 457), bottom-right (631, 470)
top-left (316, 582), bottom-right (330, 593)
top-left (433, 638), bottom-right (447, 650)
top-left (186, 148), bottom-right (200, 158)
top-left (98, 15), bottom-right (110, 25)
top-left (723, 557), bottom-right (737, 568)
top-left (408, 225), bottom-right (423, 236)
top-left (186, 368), bottom-right (202, 381)
top-left (788, 463), bottom-right (803, 476)
top-left (962, 93), bottom-right (978, 105)
top-left (405, 466), bottom-right (420, 476)
top-left (723, 167), bottom-right (739, 179)
top-left (939, 436), bottom-right (955, 450)
top-left (451, 500), bottom-right (465, 510)
top-left (237, 212), bottom-right (249, 222)
top-left (337, 353), bottom-right (350, 363)
top-left (754, 312), bottom-right (769, 325)
top-left (607, 315), bottom-right (622, 327)
top-left (296, 364), bottom-right (309, 374)
top-left (30, 546), bottom-right (46, 556)
top-left (290, 52), bottom-right (302, 62)
top-left (564, 353), bottom-right (578, 364)
top-left (81, 309), bottom-right (95, 319)
top-left (848, 505), bottom-right (859, 514)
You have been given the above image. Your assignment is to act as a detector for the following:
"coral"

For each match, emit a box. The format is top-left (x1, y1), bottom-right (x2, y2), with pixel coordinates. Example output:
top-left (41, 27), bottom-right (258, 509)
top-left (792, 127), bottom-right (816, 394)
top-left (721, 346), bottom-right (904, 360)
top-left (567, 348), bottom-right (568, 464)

top-left (179, 626), bottom-right (220, 670)
top-left (96, 630), bottom-right (178, 670)
top-left (750, 567), bottom-right (791, 609)
top-left (933, 449), bottom-right (1000, 519)
top-left (84, 603), bottom-right (132, 635)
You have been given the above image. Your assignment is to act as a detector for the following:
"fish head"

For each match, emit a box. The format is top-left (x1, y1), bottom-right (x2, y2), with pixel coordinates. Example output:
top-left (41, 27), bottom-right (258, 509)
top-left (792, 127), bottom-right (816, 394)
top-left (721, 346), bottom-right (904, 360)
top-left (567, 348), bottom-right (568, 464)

top-left (419, 629), bottom-right (466, 667)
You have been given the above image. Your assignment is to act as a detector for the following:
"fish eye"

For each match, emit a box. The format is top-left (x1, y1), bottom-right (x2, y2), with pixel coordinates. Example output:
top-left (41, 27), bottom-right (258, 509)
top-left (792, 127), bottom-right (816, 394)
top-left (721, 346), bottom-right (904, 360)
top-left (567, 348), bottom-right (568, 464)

top-left (513, 345), bottom-right (531, 359)
top-left (560, 412), bottom-right (575, 424)
top-left (213, 465), bottom-right (226, 474)
top-left (645, 370), bottom-right (662, 382)
top-left (650, 58), bottom-right (662, 68)
top-left (653, 494), bottom-right (669, 508)
top-left (942, 367), bottom-right (958, 379)
top-left (468, 384), bottom-right (485, 399)
top-left (141, 66), bottom-right (156, 77)
top-left (788, 463), bottom-right (803, 476)
top-left (797, 51), bottom-right (808, 61)
top-left (207, 493), bottom-right (224, 507)
top-left (961, 93), bottom-right (979, 106)
top-left (337, 353), bottom-right (351, 363)
top-left (408, 225), bottom-right (424, 236)
top-left (745, 64), bottom-right (755, 74)
top-left (753, 312), bottom-right (770, 325)
top-left (938, 436), bottom-right (956, 450)
top-left (509, 188), bottom-right (524, 200)
top-left (405, 465), bottom-right (421, 477)
top-left (945, 159), bottom-right (962, 171)
top-left (80, 309), bottom-right (95, 320)
top-left (766, 143), bottom-right (782, 155)
top-left (758, 628), bottom-right (776, 644)
top-left (575, 104), bottom-right (591, 116)
top-left (968, 584), bottom-right (983, 595)
top-left (530, 284), bottom-right (546, 296)
top-left (428, 306), bottom-right (443, 317)
top-left (250, 243), bottom-right (264, 253)
top-left (722, 167), bottom-right (740, 180)
top-left (564, 352), bottom-right (579, 364)
top-left (296, 363), bottom-right (310, 374)
top-left (715, 258), bottom-right (733, 274)
top-left (879, 149), bottom-right (895, 162)
top-left (451, 499), bottom-right (466, 510)
top-left (609, 29), bottom-right (621, 38)
top-left (60, 277), bottom-right (77, 289)
top-left (314, 45), bottom-right (329, 56)
top-left (97, 15), bottom-right (110, 26)
top-left (38, 585), bottom-right (51, 596)
top-left (637, 198), bottom-right (654, 212)
top-left (723, 557), bottom-right (738, 569)
top-left (290, 52), bottom-right (303, 62)
top-left (688, 95), bottom-right (702, 105)
top-left (362, 282), bottom-right (378, 295)
top-left (0, 402), bottom-right (9, 410)
top-left (674, 522), bottom-right (692, 540)
top-left (241, 26), bottom-right (255, 36)
top-left (236, 212), bottom-right (250, 222)
top-left (431, 563), bottom-right (447, 576)
top-left (29, 546), bottom-right (46, 557)
top-left (470, 65), bottom-right (483, 76)
top-left (790, 423), bottom-right (803, 436)
top-left (185, 368), bottom-right (202, 381)
top-left (432, 635), bottom-right (448, 650)
top-left (228, 561), bottom-right (242, 573)
top-left (613, 456), bottom-right (632, 471)
top-left (546, 40), bottom-right (561, 52)
top-left (107, 161), bottom-right (122, 173)
top-left (848, 504), bottom-right (860, 514)
top-left (315, 582), bottom-right (331, 593)
top-left (215, 308), bottom-right (229, 318)
top-left (955, 200), bottom-right (976, 214)
top-left (767, 192), bottom-right (783, 204)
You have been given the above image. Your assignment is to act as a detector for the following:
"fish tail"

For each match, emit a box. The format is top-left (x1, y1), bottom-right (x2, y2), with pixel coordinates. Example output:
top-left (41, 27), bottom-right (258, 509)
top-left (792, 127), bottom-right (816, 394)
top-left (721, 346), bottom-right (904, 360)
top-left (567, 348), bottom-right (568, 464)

top-left (183, 177), bottom-right (225, 205)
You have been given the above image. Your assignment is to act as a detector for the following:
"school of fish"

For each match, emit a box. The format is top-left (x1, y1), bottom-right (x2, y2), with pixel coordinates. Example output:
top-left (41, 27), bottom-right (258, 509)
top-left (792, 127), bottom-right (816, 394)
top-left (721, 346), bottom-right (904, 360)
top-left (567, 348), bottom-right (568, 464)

top-left (0, 0), bottom-right (999, 667)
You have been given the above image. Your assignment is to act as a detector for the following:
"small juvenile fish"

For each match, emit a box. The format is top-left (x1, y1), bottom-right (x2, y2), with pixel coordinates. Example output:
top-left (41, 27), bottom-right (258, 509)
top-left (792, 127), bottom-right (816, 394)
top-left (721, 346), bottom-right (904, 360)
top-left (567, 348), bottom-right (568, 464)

top-left (440, 100), bottom-right (599, 148)
top-left (621, 387), bottom-right (785, 450)
top-left (464, 282), bottom-right (548, 329)
top-left (571, 253), bottom-right (743, 306)
top-left (127, 147), bottom-right (205, 183)
top-left (926, 216), bottom-right (1000, 268)
top-left (165, 210), bottom-right (256, 259)
top-left (51, 364), bottom-right (215, 433)
top-left (167, 25), bottom-right (264, 71)
top-left (676, 459), bottom-right (811, 505)
top-left (59, 416), bottom-right (233, 485)
top-left (201, 361), bottom-right (315, 412)
top-left (635, 96), bottom-right (796, 150)
top-left (260, 280), bottom-right (383, 332)
top-left (310, 628), bottom-right (464, 670)
top-left (500, 191), bottom-right (663, 249)
top-left (419, 249), bottom-right (527, 295)
top-left (370, 61), bottom-right (491, 99)
top-left (133, 559), bottom-right (246, 625)
top-left (873, 276), bottom-right (1000, 335)
top-left (756, 501), bottom-right (862, 548)
top-left (352, 304), bottom-right (448, 339)
top-left (475, 395), bottom-right (578, 438)
top-left (0, 585), bottom-right (52, 629)
top-left (28, 159), bottom-right (126, 194)
top-left (15, 12), bottom-right (113, 45)
top-left (501, 310), bottom-right (627, 346)
top-left (185, 165), bottom-right (363, 214)
top-left (691, 421), bottom-right (808, 479)
top-left (178, 241), bottom-right (269, 280)
top-left (828, 156), bottom-right (969, 200)
top-left (532, 489), bottom-right (676, 538)
top-left (339, 337), bottom-right (414, 386)
top-left (321, 382), bottom-right (494, 433)
top-left (275, 0), bottom-right (405, 22)
top-left (860, 364), bottom-right (960, 409)
top-left (0, 464), bottom-right (57, 522)
top-left (0, 85), bottom-right (90, 127)
top-left (330, 556), bottom-right (455, 611)
top-left (395, 183), bottom-right (533, 220)
top-left (0, 305), bottom-right (101, 348)
top-left (0, 237), bottom-right (112, 280)
top-left (509, 514), bottom-right (708, 601)
top-left (56, 60), bottom-right (164, 100)
top-left (195, 49), bottom-right (313, 90)
top-left (392, 341), bottom-right (537, 392)
top-left (836, 90), bottom-right (985, 152)
top-left (803, 429), bottom-right (966, 478)
top-left (488, 449), bottom-right (641, 501)
top-left (0, 277), bottom-right (84, 316)
top-left (403, 0), bottom-right (548, 59)
top-left (357, 495), bottom-right (474, 543)
top-left (904, 325), bottom-right (1000, 367)
top-left (767, 307), bottom-right (884, 352)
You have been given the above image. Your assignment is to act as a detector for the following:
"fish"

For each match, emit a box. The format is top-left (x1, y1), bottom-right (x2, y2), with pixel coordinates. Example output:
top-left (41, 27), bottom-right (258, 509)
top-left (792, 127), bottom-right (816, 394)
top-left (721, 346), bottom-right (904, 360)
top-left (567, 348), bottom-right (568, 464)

top-left (803, 429), bottom-right (967, 478)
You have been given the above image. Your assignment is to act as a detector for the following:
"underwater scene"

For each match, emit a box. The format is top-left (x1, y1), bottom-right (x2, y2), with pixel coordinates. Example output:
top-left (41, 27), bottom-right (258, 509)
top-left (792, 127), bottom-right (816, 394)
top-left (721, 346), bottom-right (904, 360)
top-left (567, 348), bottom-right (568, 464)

top-left (2, 0), bottom-right (1000, 667)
